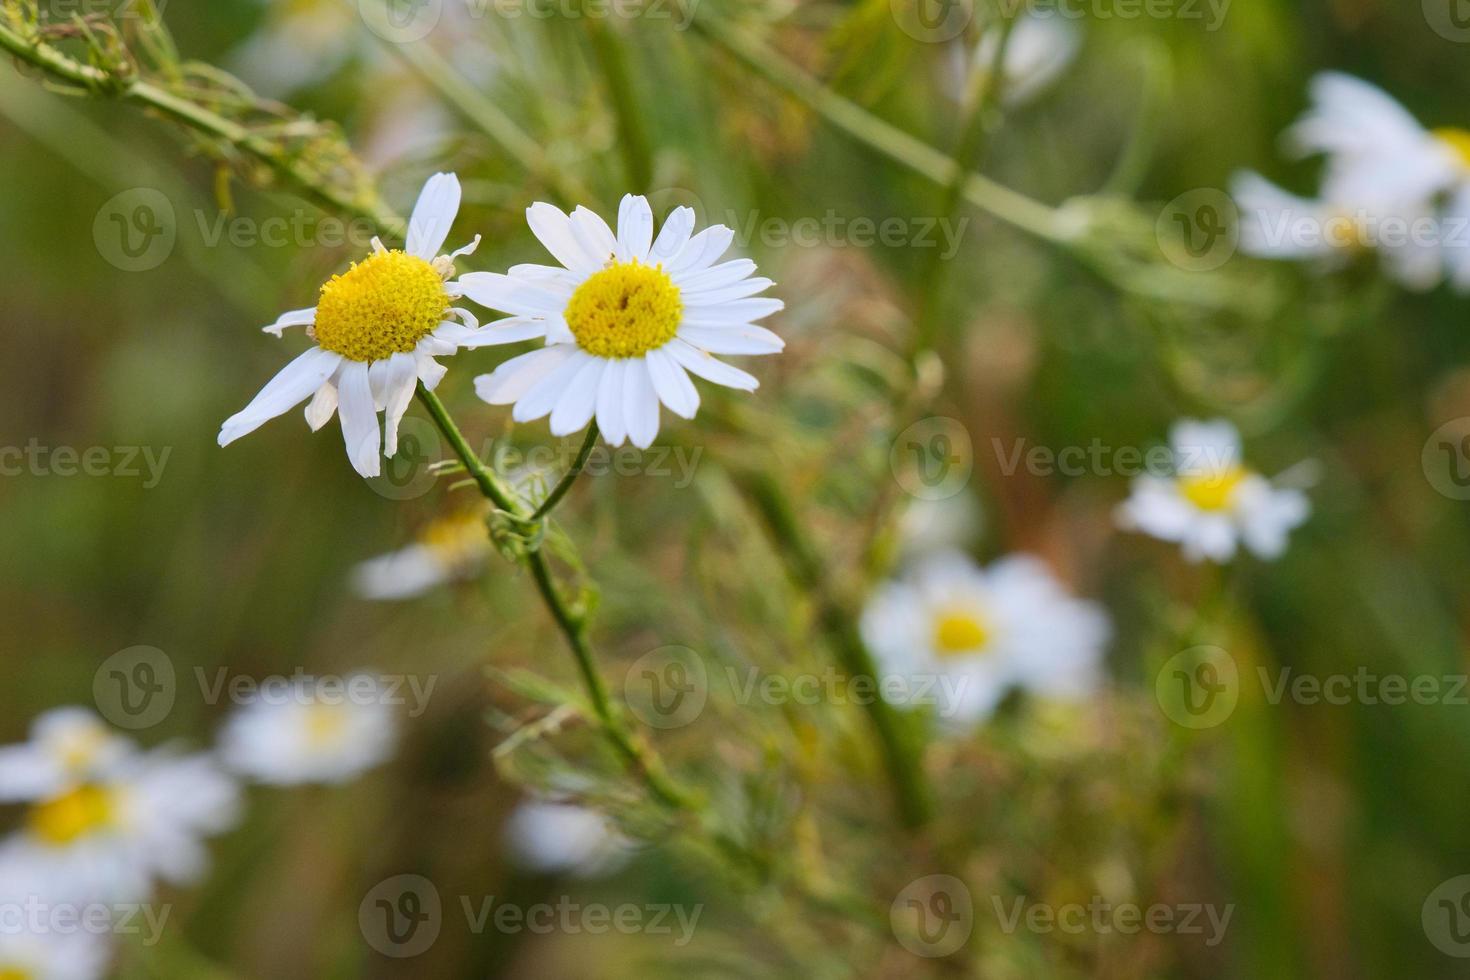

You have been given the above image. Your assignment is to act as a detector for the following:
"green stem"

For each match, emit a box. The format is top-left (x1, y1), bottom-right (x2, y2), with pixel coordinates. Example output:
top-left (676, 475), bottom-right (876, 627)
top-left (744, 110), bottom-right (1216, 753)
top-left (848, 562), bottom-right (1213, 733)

top-left (532, 423), bottom-right (600, 520)
top-left (581, 14), bottom-right (654, 192)
top-left (415, 383), bottom-right (521, 513)
top-left (738, 469), bottom-right (933, 829)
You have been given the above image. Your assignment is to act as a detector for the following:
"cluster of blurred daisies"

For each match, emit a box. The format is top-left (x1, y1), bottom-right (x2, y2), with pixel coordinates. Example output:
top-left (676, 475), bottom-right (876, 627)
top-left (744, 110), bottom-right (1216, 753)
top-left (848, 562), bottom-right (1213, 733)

top-left (0, 681), bottom-right (624, 976)
top-left (1234, 72), bottom-right (1470, 292)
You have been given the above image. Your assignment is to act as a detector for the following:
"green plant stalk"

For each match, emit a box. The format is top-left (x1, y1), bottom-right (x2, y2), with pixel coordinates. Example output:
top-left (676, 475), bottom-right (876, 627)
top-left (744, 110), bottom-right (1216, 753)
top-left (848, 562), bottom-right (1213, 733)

top-left (0, 15), bottom-right (406, 237)
top-left (532, 423), bottom-right (601, 520)
top-left (738, 469), bottom-right (933, 829)
top-left (581, 13), bottom-right (654, 192)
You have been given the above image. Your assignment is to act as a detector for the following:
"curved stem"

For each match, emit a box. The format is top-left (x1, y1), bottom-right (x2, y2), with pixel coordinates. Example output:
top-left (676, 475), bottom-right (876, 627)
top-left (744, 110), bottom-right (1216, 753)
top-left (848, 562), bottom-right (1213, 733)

top-left (532, 423), bottom-right (601, 520)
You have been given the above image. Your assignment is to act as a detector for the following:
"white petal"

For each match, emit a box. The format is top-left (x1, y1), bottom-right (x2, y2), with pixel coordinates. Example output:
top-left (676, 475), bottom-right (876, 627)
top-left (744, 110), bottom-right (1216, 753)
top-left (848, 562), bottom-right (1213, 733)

top-left (681, 278), bottom-right (775, 306)
top-left (595, 358), bottom-right (628, 445)
top-left (507, 263), bottom-right (582, 288)
top-left (368, 358), bottom-right (393, 410)
top-left (440, 316), bottom-right (549, 348)
top-left (527, 202), bottom-right (599, 274)
top-left (667, 339), bottom-right (759, 390)
top-left (448, 235), bottom-right (481, 261)
top-left (456, 272), bottom-right (569, 317)
top-left (616, 194), bottom-right (654, 263)
top-left (549, 358), bottom-right (605, 435)
top-left (682, 297), bottom-right (784, 326)
top-left (667, 225), bottom-right (735, 275)
top-left (380, 352), bottom-right (419, 457)
top-left (622, 358), bottom-right (661, 449)
top-left (304, 382), bottom-right (338, 431)
top-left (263, 307), bottom-right (316, 337)
top-left (677, 325), bottom-right (785, 355)
top-left (645, 347), bottom-right (699, 419)
top-left (337, 361), bottom-right (382, 478)
top-left (406, 172), bottom-right (461, 260)
top-left (649, 206), bottom-right (695, 263)
top-left (673, 259), bottom-right (757, 292)
top-left (416, 351), bottom-right (448, 390)
top-left (219, 347), bottom-right (343, 446)
top-left (570, 206), bottom-right (618, 265)
top-left (475, 346), bottom-right (579, 405)
top-left (513, 350), bottom-right (594, 423)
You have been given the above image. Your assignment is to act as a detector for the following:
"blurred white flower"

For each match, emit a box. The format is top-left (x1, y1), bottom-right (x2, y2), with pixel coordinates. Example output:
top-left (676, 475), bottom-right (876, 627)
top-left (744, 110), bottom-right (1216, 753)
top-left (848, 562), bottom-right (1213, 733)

top-left (0, 709), bottom-right (132, 802)
top-left (861, 551), bottom-right (1111, 725)
top-left (470, 195), bottom-right (783, 449)
top-left (0, 850), bottom-right (112, 980)
top-left (1234, 72), bottom-right (1470, 291)
top-left (503, 801), bottom-right (631, 879)
top-left (5, 748), bottom-right (239, 902)
top-left (967, 14), bottom-right (1082, 107)
top-left (352, 506), bottom-right (492, 601)
top-left (219, 173), bottom-right (500, 478)
top-left (220, 676), bottom-right (397, 786)
top-left (1117, 419), bottom-right (1310, 563)
top-left (897, 491), bottom-right (982, 559)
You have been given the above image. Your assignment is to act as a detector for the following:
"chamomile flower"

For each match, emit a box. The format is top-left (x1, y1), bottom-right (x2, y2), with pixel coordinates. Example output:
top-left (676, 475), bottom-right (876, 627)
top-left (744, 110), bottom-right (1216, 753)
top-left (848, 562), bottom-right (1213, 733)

top-left (1233, 72), bottom-right (1470, 290)
top-left (504, 801), bottom-right (631, 879)
top-left (1117, 419), bottom-right (1310, 563)
top-left (466, 196), bottom-right (783, 448)
top-left (0, 850), bottom-right (111, 980)
top-left (6, 747), bottom-right (239, 902)
top-left (860, 552), bottom-right (1111, 725)
top-left (0, 709), bottom-right (132, 802)
top-left (219, 676), bottom-right (397, 785)
top-left (351, 504), bottom-right (492, 601)
top-left (218, 173), bottom-right (503, 478)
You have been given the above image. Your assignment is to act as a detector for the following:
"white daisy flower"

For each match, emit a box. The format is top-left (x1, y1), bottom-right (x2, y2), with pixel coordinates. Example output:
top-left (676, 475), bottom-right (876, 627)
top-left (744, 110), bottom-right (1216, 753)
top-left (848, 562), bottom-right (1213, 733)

top-left (351, 505), bottom-right (492, 601)
top-left (218, 172), bottom-right (503, 478)
top-left (860, 551), bottom-right (1111, 726)
top-left (7, 748), bottom-right (239, 902)
top-left (503, 801), bottom-right (631, 879)
top-left (1117, 419), bottom-right (1310, 563)
top-left (1233, 72), bottom-right (1470, 291)
top-left (0, 849), bottom-right (112, 980)
top-left (219, 675), bottom-right (397, 785)
top-left (465, 195), bottom-right (784, 449)
top-left (0, 709), bottom-right (133, 803)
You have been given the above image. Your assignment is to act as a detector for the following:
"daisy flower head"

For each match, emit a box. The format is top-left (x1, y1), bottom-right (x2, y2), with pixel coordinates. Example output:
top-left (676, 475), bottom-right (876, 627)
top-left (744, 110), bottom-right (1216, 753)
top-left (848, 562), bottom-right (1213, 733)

top-left (7, 746), bottom-right (239, 902)
top-left (466, 195), bottom-right (783, 449)
top-left (351, 504), bottom-right (492, 601)
top-left (219, 173), bottom-right (505, 478)
top-left (219, 675), bottom-right (397, 785)
top-left (504, 801), bottom-right (632, 879)
top-left (0, 850), bottom-right (112, 980)
top-left (1117, 419), bottom-right (1310, 563)
top-left (0, 708), bottom-right (133, 803)
top-left (860, 551), bottom-right (1111, 726)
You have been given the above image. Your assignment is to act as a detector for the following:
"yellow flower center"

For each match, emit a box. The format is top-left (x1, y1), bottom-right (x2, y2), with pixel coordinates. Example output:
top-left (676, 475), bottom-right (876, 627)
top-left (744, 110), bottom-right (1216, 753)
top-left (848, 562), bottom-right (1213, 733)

top-left (421, 509), bottom-right (490, 569)
top-left (564, 261), bottom-right (682, 359)
top-left (0, 967), bottom-right (34, 980)
top-left (1434, 127), bottom-right (1470, 171)
top-left (28, 783), bottom-right (117, 846)
top-left (305, 704), bottom-right (348, 748)
top-left (932, 607), bottom-right (991, 657)
top-left (1179, 465), bottom-right (1249, 512)
top-left (313, 250), bottom-right (448, 363)
top-left (1324, 212), bottom-right (1369, 252)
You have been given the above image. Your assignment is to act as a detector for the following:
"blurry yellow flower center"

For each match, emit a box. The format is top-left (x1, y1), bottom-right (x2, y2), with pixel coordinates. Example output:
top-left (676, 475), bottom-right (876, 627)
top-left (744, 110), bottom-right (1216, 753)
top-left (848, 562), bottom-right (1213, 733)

top-left (564, 261), bottom-right (682, 359)
top-left (1324, 212), bottom-right (1369, 252)
top-left (313, 250), bottom-right (448, 363)
top-left (0, 967), bottom-right (33, 980)
top-left (29, 783), bottom-right (116, 845)
top-left (1179, 465), bottom-right (1248, 512)
top-left (421, 510), bottom-right (490, 569)
top-left (1434, 127), bottom-right (1470, 170)
top-left (305, 704), bottom-right (348, 747)
top-left (932, 607), bottom-right (991, 656)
